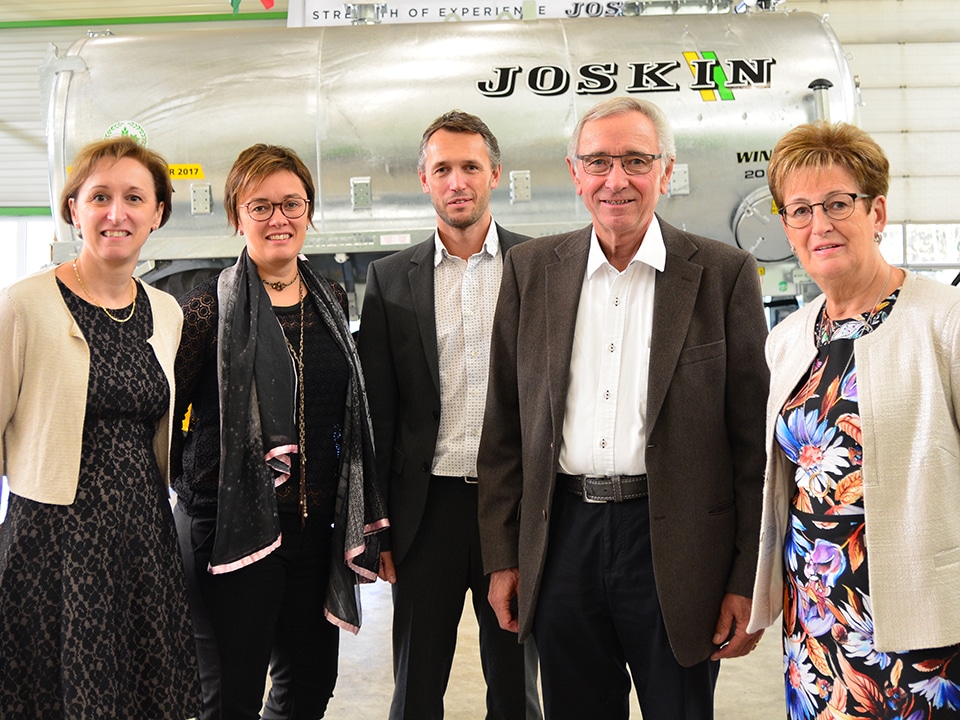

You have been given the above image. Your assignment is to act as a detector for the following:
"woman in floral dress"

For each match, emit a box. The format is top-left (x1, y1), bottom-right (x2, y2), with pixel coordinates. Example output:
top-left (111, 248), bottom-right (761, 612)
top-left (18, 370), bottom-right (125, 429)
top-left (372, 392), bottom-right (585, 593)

top-left (748, 122), bottom-right (960, 719)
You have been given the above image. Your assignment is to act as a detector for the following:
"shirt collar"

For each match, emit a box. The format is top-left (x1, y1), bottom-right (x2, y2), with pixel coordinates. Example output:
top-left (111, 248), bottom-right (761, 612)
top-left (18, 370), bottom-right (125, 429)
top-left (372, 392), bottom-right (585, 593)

top-left (586, 216), bottom-right (667, 278)
top-left (433, 221), bottom-right (500, 266)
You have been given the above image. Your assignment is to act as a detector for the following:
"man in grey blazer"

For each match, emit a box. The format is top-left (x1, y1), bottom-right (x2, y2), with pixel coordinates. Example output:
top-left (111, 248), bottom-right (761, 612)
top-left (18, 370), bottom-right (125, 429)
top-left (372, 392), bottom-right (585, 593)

top-left (358, 111), bottom-right (540, 720)
top-left (478, 98), bottom-right (769, 719)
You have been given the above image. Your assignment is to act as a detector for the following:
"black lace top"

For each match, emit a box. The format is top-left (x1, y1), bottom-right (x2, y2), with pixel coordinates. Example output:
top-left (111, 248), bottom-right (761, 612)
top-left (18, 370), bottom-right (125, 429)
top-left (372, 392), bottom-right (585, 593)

top-left (171, 274), bottom-right (350, 525)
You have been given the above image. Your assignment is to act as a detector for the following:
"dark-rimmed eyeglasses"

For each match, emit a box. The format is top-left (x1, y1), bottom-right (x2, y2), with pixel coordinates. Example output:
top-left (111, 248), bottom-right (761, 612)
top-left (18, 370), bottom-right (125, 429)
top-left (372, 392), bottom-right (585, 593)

top-left (779, 193), bottom-right (872, 229)
top-left (576, 153), bottom-right (662, 176)
top-left (240, 197), bottom-right (310, 222)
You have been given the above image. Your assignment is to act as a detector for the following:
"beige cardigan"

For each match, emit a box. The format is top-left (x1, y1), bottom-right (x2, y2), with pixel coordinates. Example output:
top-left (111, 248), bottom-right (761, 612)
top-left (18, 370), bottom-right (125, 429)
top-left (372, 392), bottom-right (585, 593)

top-left (0, 266), bottom-right (182, 505)
top-left (748, 271), bottom-right (960, 652)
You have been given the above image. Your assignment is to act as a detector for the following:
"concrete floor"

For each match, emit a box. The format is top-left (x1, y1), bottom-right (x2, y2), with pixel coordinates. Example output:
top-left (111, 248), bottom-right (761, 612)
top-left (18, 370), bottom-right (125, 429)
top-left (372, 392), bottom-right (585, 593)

top-left (322, 580), bottom-right (787, 719)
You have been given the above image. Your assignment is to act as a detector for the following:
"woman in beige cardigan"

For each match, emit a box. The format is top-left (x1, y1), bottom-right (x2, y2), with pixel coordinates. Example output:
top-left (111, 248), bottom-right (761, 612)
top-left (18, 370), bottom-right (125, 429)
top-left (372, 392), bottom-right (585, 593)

top-left (0, 137), bottom-right (199, 717)
top-left (747, 122), bottom-right (960, 719)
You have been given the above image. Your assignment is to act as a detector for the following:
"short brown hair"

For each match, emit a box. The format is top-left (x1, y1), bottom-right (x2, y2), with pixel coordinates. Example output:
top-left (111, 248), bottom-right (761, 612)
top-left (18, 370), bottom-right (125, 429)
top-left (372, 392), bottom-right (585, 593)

top-left (418, 110), bottom-right (501, 172)
top-left (767, 122), bottom-right (889, 209)
top-left (60, 137), bottom-right (173, 227)
top-left (224, 144), bottom-right (316, 233)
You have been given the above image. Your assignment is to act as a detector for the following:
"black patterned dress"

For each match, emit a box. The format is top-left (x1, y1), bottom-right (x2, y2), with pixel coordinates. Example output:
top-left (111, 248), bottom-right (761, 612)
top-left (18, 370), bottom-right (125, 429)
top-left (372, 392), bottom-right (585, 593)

top-left (776, 290), bottom-right (960, 720)
top-left (0, 280), bottom-right (200, 719)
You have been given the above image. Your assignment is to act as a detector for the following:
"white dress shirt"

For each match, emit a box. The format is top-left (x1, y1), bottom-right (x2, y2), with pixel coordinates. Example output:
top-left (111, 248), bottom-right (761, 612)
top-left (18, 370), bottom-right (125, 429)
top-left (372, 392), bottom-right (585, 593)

top-left (431, 222), bottom-right (503, 478)
top-left (559, 219), bottom-right (666, 476)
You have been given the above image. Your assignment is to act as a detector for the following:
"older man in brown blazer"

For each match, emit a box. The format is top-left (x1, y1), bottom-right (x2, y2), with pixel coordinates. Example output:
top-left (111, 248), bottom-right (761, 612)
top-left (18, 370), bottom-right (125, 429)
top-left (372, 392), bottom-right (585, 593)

top-left (478, 97), bottom-right (769, 719)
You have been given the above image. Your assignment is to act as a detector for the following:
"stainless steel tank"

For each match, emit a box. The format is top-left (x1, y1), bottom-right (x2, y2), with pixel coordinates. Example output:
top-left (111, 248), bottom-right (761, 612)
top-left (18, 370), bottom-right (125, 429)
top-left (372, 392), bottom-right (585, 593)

top-left (44, 11), bottom-right (856, 296)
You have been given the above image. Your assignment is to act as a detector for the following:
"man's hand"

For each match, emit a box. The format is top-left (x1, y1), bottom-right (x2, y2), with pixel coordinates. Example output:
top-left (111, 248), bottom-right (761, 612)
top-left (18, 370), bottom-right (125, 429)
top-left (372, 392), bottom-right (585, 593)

top-left (710, 592), bottom-right (764, 660)
top-left (378, 550), bottom-right (397, 583)
top-left (487, 567), bottom-right (520, 633)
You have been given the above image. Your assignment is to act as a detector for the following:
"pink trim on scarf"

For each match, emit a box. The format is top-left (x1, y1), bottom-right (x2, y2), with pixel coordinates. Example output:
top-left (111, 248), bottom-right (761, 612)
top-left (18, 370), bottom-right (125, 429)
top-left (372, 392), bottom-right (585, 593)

top-left (345, 545), bottom-right (377, 582)
top-left (325, 608), bottom-right (360, 636)
top-left (265, 445), bottom-right (298, 487)
top-left (364, 518), bottom-right (390, 534)
top-left (207, 533), bottom-right (282, 574)
top-left (324, 522), bottom-right (392, 632)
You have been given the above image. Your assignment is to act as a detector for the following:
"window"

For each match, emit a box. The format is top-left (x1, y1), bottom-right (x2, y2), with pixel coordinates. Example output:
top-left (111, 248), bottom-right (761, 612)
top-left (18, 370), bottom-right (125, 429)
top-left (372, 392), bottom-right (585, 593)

top-left (0, 217), bottom-right (55, 289)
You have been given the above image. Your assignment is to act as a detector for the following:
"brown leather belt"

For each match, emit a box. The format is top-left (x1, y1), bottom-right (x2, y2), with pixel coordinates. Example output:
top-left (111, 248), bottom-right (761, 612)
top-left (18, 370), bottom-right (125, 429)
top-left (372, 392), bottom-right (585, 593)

top-left (558, 473), bottom-right (648, 503)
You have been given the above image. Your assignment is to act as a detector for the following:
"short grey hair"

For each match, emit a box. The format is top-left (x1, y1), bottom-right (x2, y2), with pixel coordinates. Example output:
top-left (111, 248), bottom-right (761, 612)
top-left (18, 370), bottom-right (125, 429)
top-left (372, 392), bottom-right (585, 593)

top-left (567, 97), bottom-right (676, 179)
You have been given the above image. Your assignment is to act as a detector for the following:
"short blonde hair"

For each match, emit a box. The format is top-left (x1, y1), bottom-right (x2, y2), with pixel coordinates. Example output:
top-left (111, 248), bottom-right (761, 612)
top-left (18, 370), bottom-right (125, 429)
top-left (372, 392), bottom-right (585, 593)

top-left (767, 122), bottom-right (889, 209)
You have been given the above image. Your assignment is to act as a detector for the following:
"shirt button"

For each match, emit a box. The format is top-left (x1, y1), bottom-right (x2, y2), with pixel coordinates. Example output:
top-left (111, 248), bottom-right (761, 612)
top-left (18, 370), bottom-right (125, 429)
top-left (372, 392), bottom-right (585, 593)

top-left (600, 439), bottom-right (607, 449)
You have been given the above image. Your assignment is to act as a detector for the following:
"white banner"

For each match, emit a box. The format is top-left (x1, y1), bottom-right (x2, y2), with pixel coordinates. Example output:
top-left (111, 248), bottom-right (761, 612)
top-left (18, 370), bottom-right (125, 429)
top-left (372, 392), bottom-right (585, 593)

top-left (286, 1), bottom-right (636, 27)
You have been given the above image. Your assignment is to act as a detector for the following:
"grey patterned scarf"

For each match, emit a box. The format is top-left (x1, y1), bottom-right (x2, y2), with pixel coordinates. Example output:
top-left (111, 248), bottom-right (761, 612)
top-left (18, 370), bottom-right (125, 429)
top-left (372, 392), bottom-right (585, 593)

top-left (213, 249), bottom-right (388, 632)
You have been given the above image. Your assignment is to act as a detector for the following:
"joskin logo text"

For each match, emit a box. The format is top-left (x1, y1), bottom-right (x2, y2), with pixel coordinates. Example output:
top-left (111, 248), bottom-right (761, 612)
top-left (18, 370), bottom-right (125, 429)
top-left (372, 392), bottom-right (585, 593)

top-left (477, 53), bottom-right (776, 100)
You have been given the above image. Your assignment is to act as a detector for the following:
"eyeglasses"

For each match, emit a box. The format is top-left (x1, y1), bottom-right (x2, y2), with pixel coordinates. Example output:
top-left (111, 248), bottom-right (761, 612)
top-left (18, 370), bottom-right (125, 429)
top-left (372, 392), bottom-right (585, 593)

top-left (779, 192), bottom-right (872, 229)
top-left (240, 197), bottom-right (310, 222)
top-left (576, 153), bottom-right (662, 176)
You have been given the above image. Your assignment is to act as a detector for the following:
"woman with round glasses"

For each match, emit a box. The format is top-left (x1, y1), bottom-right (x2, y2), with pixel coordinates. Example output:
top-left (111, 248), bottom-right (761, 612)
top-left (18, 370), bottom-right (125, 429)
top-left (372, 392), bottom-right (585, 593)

top-left (747, 122), bottom-right (960, 719)
top-left (171, 143), bottom-right (388, 719)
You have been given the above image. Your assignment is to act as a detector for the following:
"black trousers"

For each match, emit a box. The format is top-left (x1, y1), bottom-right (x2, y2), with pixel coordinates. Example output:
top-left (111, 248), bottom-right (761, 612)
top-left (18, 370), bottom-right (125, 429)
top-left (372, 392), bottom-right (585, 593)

top-left (175, 504), bottom-right (339, 720)
top-left (533, 491), bottom-right (719, 720)
top-left (389, 476), bottom-right (541, 720)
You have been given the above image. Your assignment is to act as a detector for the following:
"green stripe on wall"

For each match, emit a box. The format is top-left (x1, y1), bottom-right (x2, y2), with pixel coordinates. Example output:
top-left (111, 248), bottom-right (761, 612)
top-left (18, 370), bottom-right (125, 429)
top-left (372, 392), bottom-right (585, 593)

top-left (0, 12), bottom-right (286, 30)
top-left (0, 208), bottom-right (53, 217)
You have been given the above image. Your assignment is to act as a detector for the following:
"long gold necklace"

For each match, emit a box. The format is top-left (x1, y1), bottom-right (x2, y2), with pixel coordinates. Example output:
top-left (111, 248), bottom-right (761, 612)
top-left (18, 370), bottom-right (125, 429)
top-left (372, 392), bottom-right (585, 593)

top-left (72, 259), bottom-right (137, 323)
top-left (282, 275), bottom-right (309, 524)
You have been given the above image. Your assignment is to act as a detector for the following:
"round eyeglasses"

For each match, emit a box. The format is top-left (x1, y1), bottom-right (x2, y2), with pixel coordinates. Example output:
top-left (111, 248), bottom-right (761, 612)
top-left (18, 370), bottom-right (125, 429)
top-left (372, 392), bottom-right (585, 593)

top-left (577, 153), bottom-right (662, 176)
top-left (779, 192), bottom-right (872, 229)
top-left (240, 197), bottom-right (310, 222)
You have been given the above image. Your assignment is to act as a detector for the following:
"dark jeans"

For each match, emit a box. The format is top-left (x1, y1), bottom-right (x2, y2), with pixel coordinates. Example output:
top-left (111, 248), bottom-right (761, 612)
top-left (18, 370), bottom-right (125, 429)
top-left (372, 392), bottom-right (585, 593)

top-left (175, 504), bottom-right (339, 720)
top-left (533, 491), bottom-right (719, 720)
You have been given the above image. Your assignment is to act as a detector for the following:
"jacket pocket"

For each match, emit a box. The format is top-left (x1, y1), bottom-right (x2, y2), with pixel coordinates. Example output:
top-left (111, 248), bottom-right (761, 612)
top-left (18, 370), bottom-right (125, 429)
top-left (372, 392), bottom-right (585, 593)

top-left (708, 498), bottom-right (735, 515)
top-left (676, 339), bottom-right (725, 367)
top-left (390, 448), bottom-right (406, 476)
top-left (934, 546), bottom-right (960, 569)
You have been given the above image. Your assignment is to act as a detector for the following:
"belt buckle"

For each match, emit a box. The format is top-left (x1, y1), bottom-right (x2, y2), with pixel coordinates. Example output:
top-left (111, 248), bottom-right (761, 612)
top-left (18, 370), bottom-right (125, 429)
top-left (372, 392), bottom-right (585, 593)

top-left (581, 476), bottom-right (605, 503)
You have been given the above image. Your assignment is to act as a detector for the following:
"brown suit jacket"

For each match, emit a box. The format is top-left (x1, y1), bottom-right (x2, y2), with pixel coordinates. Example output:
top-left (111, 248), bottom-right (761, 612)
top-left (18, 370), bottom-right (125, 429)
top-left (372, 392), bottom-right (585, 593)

top-left (477, 219), bottom-right (769, 666)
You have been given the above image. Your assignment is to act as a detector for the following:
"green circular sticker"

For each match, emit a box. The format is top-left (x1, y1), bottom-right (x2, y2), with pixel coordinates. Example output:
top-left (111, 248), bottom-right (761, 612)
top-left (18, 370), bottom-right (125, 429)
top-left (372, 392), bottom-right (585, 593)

top-left (104, 120), bottom-right (147, 146)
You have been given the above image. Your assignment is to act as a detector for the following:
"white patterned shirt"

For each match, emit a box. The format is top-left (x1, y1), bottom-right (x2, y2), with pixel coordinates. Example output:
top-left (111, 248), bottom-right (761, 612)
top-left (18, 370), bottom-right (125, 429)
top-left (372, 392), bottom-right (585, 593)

top-left (431, 222), bottom-right (503, 478)
top-left (559, 218), bottom-right (666, 476)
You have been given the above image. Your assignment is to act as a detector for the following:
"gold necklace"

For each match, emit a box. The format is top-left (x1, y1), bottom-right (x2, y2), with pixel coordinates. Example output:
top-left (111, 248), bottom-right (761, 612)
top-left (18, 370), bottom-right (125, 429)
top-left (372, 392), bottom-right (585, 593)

top-left (282, 275), bottom-right (309, 524)
top-left (262, 274), bottom-right (298, 291)
top-left (72, 259), bottom-right (137, 323)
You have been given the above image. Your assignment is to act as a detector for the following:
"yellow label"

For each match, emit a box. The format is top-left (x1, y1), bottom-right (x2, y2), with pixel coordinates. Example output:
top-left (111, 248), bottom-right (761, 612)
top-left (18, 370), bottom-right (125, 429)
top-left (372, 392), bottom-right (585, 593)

top-left (168, 164), bottom-right (205, 179)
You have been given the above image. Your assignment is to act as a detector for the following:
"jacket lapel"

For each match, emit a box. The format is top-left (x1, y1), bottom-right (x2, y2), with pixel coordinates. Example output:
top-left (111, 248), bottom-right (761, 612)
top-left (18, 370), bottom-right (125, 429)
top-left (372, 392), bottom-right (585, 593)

top-left (408, 236), bottom-right (441, 396)
top-left (646, 223), bottom-right (702, 429)
top-left (545, 228), bottom-right (591, 436)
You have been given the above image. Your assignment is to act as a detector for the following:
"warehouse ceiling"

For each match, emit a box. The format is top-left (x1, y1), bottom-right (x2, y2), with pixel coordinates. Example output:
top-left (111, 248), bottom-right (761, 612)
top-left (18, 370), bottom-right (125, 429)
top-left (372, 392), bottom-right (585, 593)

top-left (2, 0), bottom-right (959, 45)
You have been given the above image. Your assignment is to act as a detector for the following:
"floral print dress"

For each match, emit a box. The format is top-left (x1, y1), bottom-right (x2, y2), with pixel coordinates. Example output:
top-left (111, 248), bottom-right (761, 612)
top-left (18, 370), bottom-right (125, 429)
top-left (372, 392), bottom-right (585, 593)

top-left (776, 290), bottom-right (960, 720)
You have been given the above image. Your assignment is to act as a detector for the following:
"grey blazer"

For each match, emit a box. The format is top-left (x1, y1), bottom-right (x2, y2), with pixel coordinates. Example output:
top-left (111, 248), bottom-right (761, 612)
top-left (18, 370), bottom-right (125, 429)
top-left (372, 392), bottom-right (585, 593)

top-left (357, 225), bottom-right (528, 566)
top-left (477, 219), bottom-right (769, 666)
